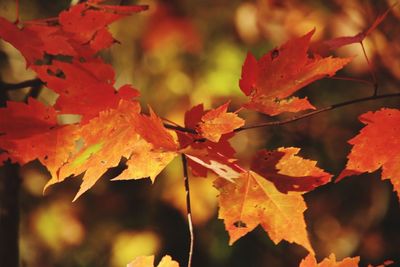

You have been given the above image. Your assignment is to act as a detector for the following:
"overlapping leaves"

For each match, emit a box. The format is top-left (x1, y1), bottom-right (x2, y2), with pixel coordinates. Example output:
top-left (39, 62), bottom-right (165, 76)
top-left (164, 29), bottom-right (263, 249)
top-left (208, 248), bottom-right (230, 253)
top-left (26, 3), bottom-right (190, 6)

top-left (1, 1), bottom-right (397, 265)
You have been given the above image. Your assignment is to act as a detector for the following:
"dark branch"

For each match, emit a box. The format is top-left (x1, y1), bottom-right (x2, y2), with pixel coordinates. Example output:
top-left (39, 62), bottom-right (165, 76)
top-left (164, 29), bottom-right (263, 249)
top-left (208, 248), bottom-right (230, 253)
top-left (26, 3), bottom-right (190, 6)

top-left (0, 78), bottom-right (43, 91)
top-left (164, 123), bottom-right (197, 134)
top-left (162, 92), bottom-right (400, 133)
top-left (235, 92), bottom-right (400, 132)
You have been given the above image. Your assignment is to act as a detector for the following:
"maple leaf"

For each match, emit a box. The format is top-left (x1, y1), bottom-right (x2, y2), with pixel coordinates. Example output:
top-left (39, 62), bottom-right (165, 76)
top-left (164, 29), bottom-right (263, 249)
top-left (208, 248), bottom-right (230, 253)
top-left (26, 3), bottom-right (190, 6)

top-left (0, 98), bottom-right (79, 178)
top-left (251, 147), bottom-right (332, 193)
top-left (198, 102), bottom-right (244, 142)
top-left (299, 253), bottom-right (359, 267)
top-left (33, 59), bottom-right (139, 123)
top-left (127, 255), bottom-right (179, 267)
top-left (239, 29), bottom-right (351, 116)
top-left (0, 2), bottom-right (147, 65)
top-left (214, 171), bottom-right (314, 253)
top-left (177, 104), bottom-right (240, 178)
top-left (324, 4), bottom-right (395, 50)
top-left (338, 108), bottom-right (400, 200)
top-left (59, 2), bottom-right (147, 49)
top-left (45, 100), bottom-right (177, 201)
top-left (184, 147), bottom-right (243, 182)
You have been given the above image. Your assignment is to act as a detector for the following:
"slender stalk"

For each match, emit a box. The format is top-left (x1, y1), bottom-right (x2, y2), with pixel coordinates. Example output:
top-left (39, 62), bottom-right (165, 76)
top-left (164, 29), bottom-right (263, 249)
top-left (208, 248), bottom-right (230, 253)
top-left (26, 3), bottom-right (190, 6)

top-left (360, 41), bottom-right (378, 95)
top-left (181, 155), bottom-right (194, 267)
top-left (235, 92), bottom-right (400, 132)
top-left (164, 123), bottom-right (197, 134)
top-left (328, 76), bottom-right (373, 86)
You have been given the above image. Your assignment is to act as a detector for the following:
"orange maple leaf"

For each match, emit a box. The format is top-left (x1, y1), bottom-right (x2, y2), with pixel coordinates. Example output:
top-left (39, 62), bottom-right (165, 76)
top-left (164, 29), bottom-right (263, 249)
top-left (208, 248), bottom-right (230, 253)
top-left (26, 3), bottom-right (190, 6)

top-left (338, 108), bottom-right (400, 200)
top-left (44, 100), bottom-right (177, 201)
top-left (239, 29), bottom-right (351, 116)
top-left (198, 102), bottom-right (244, 142)
top-left (300, 253), bottom-right (359, 267)
top-left (214, 171), bottom-right (314, 253)
top-left (128, 255), bottom-right (179, 267)
top-left (251, 147), bottom-right (332, 193)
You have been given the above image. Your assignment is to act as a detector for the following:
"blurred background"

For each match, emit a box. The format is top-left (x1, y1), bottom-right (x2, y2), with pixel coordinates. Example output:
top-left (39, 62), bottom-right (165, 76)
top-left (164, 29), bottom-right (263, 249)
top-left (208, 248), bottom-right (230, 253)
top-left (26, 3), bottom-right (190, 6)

top-left (0, 0), bottom-right (400, 266)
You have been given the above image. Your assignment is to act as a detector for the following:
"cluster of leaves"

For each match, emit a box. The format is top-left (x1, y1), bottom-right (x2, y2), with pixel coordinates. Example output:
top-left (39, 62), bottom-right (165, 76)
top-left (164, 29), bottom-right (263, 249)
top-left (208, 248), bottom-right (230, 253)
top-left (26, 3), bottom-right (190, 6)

top-left (0, 0), bottom-right (399, 266)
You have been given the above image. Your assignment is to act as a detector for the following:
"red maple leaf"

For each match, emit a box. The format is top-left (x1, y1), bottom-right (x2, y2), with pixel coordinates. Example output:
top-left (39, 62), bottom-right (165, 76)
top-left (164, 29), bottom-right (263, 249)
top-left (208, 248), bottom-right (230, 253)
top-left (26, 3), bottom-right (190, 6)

top-left (251, 147), bottom-right (332, 193)
top-left (177, 104), bottom-right (242, 179)
top-left (0, 98), bottom-right (79, 178)
top-left (239, 29), bottom-right (351, 116)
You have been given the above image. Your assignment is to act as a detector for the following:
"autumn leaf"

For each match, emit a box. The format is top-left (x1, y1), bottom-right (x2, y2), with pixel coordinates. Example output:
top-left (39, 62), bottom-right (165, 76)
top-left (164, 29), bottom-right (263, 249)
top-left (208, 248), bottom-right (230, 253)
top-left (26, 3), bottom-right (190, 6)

top-left (198, 102), bottom-right (244, 142)
top-left (338, 108), bottom-right (400, 200)
top-left (299, 253), bottom-right (359, 267)
top-left (0, 2), bottom-right (143, 122)
top-left (127, 255), bottom-right (179, 267)
top-left (178, 104), bottom-right (240, 178)
top-left (324, 4), bottom-right (395, 50)
top-left (44, 100), bottom-right (177, 201)
top-left (215, 171), bottom-right (314, 253)
top-left (59, 2), bottom-right (147, 49)
top-left (0, 2), bottom-right (147, 65)
top-left (0, 98), bottom-right (79, 178)
top-left (184, 146), bottom-right (243, 182)
top-left (239, 29), bottom-right (351, 116)
top-left (251, 147), bottom-right (332, 193)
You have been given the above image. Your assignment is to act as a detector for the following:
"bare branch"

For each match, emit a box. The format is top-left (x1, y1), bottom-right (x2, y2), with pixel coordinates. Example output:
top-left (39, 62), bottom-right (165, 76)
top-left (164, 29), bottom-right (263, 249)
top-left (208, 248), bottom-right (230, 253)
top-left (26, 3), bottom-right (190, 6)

top-left (0, 78), bottom-right (43, 91)
top-left (235, 92), bottom-right (400, 132)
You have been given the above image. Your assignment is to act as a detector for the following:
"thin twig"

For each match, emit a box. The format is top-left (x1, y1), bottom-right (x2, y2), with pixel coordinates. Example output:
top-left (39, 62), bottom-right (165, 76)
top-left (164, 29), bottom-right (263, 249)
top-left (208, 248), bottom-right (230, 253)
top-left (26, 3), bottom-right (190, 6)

top-left (163, 92), bottom-right (400, 134)
top-left (164, 123), bottom-right (197, 134)
top-left (181, 154), bottom-right (194, 267)
top-left (360, 41), bottom-right (378, 95)
top-left (235, 92), bottom-right (400, 132)
top-left (328, 76), bottom-right (373, 86)
top-left (0, 79), bottom-right (43, 91)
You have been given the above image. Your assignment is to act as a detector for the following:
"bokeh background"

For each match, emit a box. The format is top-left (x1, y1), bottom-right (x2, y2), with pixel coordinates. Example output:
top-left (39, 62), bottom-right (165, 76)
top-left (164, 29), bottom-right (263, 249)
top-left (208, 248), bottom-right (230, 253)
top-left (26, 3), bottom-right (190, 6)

top-left (0, 0), bottom-right (400, 266)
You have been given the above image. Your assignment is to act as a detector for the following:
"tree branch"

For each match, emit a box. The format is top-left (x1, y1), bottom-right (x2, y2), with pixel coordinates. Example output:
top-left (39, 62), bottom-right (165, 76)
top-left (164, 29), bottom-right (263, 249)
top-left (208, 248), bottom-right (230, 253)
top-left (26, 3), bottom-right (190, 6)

top-left (0, 78), bottom-right (43, 91)
top-left (235, 92), bottom-right (400, 132)
top-left (181, 154), bottom-right (194, 267)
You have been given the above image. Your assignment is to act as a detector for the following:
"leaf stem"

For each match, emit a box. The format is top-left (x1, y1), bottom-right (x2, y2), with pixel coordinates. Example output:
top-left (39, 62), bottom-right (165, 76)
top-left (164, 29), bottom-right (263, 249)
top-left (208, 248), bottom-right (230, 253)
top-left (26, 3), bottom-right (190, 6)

top-left (360, 41), bottom-right (378, 95)
top-left (328, 76), bottom-right (373, 86)
top-left (181, 154), bottom-right (194, 267)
